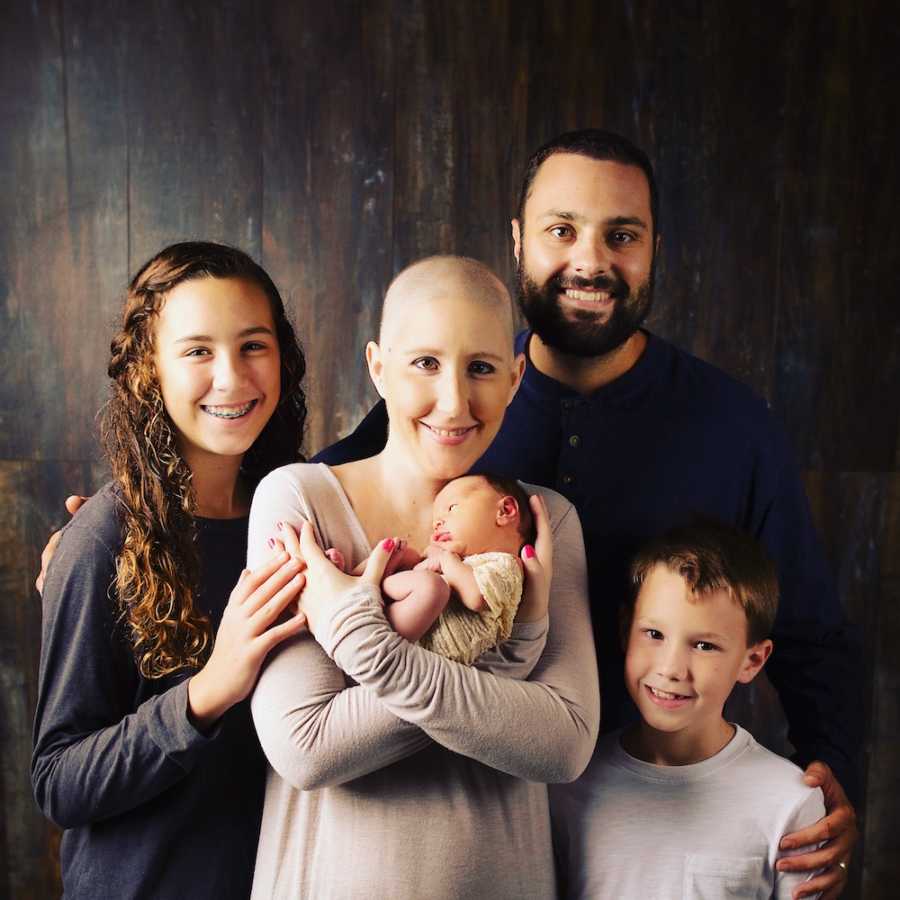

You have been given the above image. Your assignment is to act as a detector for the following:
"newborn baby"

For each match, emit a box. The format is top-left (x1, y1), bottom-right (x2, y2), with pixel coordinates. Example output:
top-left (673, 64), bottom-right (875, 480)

top-left (334, 474), bottom-right (535, 664)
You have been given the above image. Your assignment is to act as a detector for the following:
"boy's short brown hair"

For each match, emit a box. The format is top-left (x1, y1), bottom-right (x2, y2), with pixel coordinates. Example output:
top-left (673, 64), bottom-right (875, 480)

top-left (480, 474), bottom-right (537, 546)
top-left (625, 519), bottom-right (779, 645)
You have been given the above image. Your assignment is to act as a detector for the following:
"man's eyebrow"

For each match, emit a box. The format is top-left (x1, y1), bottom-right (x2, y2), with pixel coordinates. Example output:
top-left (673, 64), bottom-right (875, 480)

top-left (538, 209), bottom-right (578, 221)
top-left (175, 326), bottom-right (274, 344)
top-left (607, 215), bottom-right (649, 230)
top-left (536, 211), bottom-right (649, 230)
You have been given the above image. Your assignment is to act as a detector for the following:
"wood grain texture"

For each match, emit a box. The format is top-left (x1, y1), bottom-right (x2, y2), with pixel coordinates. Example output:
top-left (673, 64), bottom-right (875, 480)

top-left (126, 0), bottom-right (265, 268)
top-left (0, 2), bottom-right (71, 463)
top-left (803, 469), bottom-right (893, 899)
top-left (261, 0), bottom-right (393, 452)
top-left (1, 1), bottom-right (897, 896)
top-left (772, 0), bottom-right (900, 472)
top-left (858, 473), bottom-right (899, 899)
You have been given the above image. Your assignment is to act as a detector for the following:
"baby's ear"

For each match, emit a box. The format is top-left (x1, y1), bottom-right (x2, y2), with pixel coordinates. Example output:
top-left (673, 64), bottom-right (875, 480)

top-left (496, 495), bottom-right (519, 526)
top-left (735, 638), bottom-right (773, 684)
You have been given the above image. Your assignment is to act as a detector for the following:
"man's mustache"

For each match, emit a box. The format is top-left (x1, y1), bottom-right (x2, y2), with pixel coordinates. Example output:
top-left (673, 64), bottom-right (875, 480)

top-left (553, 273), bottom-right (628, 297)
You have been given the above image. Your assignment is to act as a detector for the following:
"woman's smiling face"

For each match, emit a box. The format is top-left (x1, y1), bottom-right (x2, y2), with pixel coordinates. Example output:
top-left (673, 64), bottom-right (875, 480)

top-left (368, 271), bottom-right (524, 483)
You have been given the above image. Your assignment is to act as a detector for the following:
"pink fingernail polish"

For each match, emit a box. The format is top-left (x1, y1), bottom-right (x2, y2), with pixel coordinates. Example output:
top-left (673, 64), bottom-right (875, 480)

top-left (382, 538), bottom-right (395, 552)
top-left (267, 537), bottom-right (276, 549)
top-left (524, 544), bottom-right (536, 559)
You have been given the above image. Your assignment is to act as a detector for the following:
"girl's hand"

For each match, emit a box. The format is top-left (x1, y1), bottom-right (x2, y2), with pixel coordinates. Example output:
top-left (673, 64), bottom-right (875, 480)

top-left (187, 552), bottom-right (307, 731)
top-left (517, 494), bottom-right (553, 623)
top-left (280, 521), bottom-right (396, 637)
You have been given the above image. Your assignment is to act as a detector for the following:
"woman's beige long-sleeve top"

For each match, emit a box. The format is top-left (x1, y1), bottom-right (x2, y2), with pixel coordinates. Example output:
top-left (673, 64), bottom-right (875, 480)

top-left (248, 463), bottom-right (600, 900)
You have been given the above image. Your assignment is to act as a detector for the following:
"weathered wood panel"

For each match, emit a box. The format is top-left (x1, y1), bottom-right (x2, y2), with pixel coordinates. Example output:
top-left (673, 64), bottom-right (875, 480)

top-left (641, 3), bottom-right (788, 397)
top-left (127, 0), bottom-right (265, 268)
top-left (391, 0), bottom-right (524, 278)
top-left (0, 3), bottom-right (67, 464)
top-left (771, 1), bottom-right (900, 473)
top-left (0, 0), bottom-right (128, 466)
top-left (803, 470), bottom-right (896, 898)
top-left (859, 472), bottom-right (899, 899)
top-left (260, 0), bottom-right (394, 453)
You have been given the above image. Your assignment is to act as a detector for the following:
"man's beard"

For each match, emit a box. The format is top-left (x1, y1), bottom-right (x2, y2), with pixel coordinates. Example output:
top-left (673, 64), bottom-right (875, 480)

top-left (516, 254), bottom-right (655, 359)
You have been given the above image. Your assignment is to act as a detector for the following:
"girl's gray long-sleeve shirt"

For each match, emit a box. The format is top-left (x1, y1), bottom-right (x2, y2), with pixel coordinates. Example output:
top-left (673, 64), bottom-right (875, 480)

top-left (32, 482), bottom-right (265, 899)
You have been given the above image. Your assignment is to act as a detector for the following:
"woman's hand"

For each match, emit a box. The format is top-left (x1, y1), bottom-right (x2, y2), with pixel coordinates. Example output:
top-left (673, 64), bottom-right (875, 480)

top-left (276, 521), bottom-right (397, 637)
top-left (187, 553), bottom-right (307, 731)
top-left (516, 494), bottom-right (553, 623)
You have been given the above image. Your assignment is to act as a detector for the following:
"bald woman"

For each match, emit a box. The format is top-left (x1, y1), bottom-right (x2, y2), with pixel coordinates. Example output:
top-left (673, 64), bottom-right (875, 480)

top-left (246, 255), bottom-right (599, 899)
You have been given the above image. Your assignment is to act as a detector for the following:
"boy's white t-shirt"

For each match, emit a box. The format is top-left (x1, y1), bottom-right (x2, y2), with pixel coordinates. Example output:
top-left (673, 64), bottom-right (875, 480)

top-left (550, 725), bottom-right (824, 899)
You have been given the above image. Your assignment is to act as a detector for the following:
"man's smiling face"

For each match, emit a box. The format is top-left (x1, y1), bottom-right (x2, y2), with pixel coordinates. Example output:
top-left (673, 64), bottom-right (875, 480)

top-left (512, 153), bottom-right (657, 359)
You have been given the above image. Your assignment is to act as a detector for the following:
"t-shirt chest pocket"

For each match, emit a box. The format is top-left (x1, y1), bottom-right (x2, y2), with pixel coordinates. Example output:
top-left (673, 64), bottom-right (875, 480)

top-left (683, 853), bottom-right (767, 899)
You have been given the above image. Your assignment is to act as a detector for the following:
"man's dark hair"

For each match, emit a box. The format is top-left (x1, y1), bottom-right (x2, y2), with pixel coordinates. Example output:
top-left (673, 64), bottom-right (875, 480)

top-left (517, 129), bottom-right (659, 235)
top-left (624, 518), bottom-right (779, 645)
top-left (480, 474), bottom-right (537, 546)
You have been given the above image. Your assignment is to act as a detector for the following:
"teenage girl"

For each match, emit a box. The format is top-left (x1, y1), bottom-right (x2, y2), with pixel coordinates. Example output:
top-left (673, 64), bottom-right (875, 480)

top-left (32, 242), bottom-right (308, 899)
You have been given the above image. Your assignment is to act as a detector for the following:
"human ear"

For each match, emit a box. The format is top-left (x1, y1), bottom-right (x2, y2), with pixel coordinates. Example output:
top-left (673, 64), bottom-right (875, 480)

top-left (507, 352), bottom-right (526, 404)
top-left (511, 219), bottom-right (522, 263)
top-left (495, 495), bottom-right (519, 527)
top-left (735, 638), bottom-right (773, 684)
top-left (365, 341), bottom-right (385, 399)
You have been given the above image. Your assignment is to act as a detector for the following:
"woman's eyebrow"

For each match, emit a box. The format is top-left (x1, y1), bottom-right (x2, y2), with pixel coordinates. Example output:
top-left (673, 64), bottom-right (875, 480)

top-left (400, 347), bottom-right (506, 361)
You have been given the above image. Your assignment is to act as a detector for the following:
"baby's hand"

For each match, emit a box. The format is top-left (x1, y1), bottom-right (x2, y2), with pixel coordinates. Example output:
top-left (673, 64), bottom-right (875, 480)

top-left (414, 554), bottom-right (443, 573)
top-left (438, 549), bottom-right (462, 568)
top-left (341, 539), bottom-right (422, 580)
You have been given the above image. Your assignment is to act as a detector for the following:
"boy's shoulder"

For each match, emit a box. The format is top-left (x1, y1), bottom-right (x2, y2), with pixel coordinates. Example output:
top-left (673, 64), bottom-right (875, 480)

top-left (583, 726), bottom-right (820, 803)
top-left (726, 727), bottom-right (824, 804)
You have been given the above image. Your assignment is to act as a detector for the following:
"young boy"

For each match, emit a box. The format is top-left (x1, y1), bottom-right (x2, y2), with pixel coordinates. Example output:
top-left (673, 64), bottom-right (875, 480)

top-left (550, 520), bottom-right (824, 899)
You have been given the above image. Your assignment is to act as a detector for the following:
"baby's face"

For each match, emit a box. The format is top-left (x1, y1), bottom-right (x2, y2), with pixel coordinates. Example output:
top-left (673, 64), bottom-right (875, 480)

top-left (431, 476), bottom-right (518, 557)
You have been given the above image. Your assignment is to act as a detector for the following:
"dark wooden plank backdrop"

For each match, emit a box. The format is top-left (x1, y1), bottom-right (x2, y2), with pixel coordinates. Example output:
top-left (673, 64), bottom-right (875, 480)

top-left (1, 1), bottom-right (897, 897)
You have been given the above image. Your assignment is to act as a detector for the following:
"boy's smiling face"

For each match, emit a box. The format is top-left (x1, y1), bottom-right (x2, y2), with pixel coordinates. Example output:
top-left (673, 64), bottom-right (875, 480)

top-left (624, 564), bottom-right (772, 763)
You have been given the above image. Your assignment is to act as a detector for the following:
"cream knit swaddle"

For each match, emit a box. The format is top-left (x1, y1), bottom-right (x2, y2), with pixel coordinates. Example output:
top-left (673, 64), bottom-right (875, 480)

top-left (419, 551), bottom-right (524, 665)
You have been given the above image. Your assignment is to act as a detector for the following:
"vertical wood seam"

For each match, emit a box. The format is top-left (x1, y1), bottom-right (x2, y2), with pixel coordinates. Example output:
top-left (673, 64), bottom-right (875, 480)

top-left (59, 0), bottom-right (73, 212)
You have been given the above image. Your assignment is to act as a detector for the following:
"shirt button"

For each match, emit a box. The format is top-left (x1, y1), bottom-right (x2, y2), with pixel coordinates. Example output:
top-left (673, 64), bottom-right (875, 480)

top-left (562, 399), bottom-right (574, 411)
top-left (568, 434), bottom-right (581, 448)
top-left (562, 474), bottom-right (575, 486)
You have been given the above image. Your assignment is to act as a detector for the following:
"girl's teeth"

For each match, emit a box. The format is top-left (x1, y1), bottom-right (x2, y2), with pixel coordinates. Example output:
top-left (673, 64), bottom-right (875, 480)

top-left (204, 401), bottom-right (255, 419)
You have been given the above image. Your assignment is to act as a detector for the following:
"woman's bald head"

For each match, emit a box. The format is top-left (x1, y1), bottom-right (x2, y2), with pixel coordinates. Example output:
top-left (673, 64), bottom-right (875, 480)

top-left (379, 256), bottom-right (514, 347)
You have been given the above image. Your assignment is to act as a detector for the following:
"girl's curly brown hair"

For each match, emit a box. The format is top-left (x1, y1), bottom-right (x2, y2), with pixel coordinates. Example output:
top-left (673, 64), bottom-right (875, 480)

top-left (101, 241), bottom-right (307, 678)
